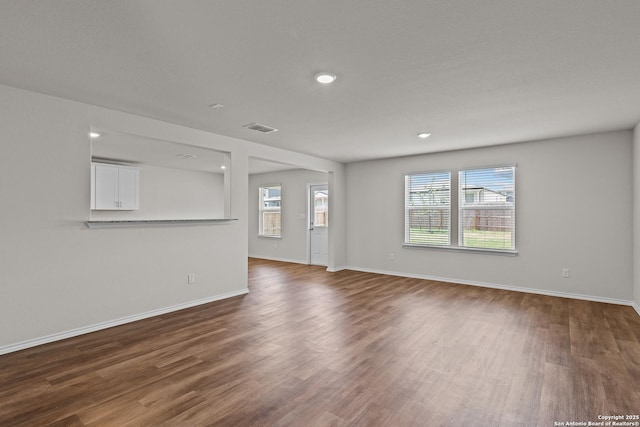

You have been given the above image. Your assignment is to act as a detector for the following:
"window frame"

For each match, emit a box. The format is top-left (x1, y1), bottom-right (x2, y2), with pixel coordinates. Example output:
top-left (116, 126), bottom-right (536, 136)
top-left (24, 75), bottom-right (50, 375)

top-left (404, 171), bottom-right (452, 247)
top-left (458, 166), bottom-right (516, 253)
top-left (258, 184), bottom-right (282, 238)
top-left (403, 164), bottom-right (517, 255)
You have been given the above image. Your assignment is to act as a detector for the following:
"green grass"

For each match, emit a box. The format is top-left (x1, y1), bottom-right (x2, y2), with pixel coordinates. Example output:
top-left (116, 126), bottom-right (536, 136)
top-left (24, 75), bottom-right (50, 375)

top-left (408, 228), bottom-right (449, 245)
top-left (462, 229), bottom-right (512, 250)
top-left (409, 228), bottom-right (513, 250)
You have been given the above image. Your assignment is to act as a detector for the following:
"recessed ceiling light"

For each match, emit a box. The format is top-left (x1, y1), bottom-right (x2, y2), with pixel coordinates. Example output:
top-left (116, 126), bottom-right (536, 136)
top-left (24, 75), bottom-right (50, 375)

top-left (315, 72), bottom-right (337, 84)
top-left (417, 132), bottom-right (432, 139)
top-left (209, 103), bottom-right (224, 109)
top-left (220, 165), bottom-right (226, 170)
top-left (89, 132), bottom-right (101, 138)
top-left (176, 153), bottom-right (197, 159)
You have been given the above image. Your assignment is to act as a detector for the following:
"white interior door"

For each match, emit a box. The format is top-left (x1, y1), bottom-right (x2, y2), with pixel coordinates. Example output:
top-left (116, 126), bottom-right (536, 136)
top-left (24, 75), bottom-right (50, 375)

top-left (309, 184), bottom-right (329, 266)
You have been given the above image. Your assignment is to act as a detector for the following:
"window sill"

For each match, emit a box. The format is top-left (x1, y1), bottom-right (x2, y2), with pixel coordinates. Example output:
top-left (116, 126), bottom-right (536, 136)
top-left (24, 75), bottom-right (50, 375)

top-left (403, 243), bottom-right (518, 256)
top-left (258, 235), bottom-right (282, 239)
top-left (86, 219), bottom-right (238, 228)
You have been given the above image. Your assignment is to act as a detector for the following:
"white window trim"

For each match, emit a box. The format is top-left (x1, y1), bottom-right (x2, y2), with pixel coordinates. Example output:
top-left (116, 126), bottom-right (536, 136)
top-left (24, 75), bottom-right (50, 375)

top-left (402, 243), bottom-right (518, 256)
top-left (403, 164), bottom-right (517, 255)
top-left (258, 184), bottom-right (282, 238)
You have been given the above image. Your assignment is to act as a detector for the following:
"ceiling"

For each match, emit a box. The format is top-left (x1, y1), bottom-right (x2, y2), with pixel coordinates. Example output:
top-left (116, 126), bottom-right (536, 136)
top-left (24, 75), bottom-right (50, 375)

top-left (1, 1), bottom-right (639, 163)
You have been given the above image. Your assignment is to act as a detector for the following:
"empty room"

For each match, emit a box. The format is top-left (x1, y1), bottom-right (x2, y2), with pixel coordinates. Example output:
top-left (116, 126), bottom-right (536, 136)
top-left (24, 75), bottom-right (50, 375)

top-left (1, 1), bottom-right (639, 426)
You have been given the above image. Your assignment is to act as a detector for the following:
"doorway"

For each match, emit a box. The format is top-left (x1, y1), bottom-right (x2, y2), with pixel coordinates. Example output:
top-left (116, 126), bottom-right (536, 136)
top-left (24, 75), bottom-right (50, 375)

top-left (309, 183), bottom-right (328, 266)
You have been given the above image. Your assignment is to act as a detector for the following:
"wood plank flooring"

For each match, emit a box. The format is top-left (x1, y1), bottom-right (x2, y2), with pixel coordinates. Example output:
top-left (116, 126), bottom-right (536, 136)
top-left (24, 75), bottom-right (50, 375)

top-left (1, 258), bottom-right (639, 426)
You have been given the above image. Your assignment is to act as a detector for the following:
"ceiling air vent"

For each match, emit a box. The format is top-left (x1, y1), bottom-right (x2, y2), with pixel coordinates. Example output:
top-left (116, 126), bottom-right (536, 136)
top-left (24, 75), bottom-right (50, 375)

top-left (243, 123), bottom-right (278, 134)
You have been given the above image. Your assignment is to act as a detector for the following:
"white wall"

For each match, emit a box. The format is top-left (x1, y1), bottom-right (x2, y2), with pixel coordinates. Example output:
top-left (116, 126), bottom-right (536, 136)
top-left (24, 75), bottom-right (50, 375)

top-left (0, 85), bottom-right (248, 353)
top-left (633, 123), bottom-right (640, 311)
top-left (91, 164), bottom-right (225, 220)
top-left (346, 131), bottom-right (634, 301)
top-left (328, 169), bottom-right (348, 272)
top-left (249, 169), bottom-right (328, 263)
top-left (0, 84), bottom-right (345, 353)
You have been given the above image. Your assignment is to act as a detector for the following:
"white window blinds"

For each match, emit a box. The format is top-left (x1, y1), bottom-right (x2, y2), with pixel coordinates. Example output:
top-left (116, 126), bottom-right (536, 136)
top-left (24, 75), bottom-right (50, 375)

top-left (459, 167), bottom-right (515, 251)
top-left (404, 172), bottom-right (451, 246)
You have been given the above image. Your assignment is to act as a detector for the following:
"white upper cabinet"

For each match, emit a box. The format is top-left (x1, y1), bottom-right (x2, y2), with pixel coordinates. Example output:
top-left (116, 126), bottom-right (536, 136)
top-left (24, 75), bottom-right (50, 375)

top-left (91, 163), bottom-right (140, 210)
top-left (116, 167), bottom-right (139, 210)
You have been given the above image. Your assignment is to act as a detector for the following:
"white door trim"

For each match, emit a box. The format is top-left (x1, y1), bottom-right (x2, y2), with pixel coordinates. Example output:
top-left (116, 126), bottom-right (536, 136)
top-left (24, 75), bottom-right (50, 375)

top-left (307, 182), bottom-right (328, 265)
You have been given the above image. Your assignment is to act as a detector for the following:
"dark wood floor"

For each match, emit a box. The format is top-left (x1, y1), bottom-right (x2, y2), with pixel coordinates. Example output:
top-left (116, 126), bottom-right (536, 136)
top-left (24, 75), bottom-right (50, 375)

top-left (1, 258), bottom-right (639, 426)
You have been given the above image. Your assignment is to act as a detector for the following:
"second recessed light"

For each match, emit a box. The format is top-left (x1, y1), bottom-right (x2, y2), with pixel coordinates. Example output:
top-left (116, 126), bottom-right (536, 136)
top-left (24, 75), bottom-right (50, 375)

top-left (417, 132), bottom-right (432, 139)
top-left (315, 72), bottom-right (337, 84)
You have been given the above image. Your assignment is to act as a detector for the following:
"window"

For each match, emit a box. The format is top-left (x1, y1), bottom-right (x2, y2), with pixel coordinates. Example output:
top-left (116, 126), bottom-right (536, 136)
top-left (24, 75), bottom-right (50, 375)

top-left (465, 192), bottom-right (475, 204)
top-left (259, 185), bottom-right (281, 237)
top-left (405, 165), bottom-right (516, 253)
top-left (459, 167), bottom-right (515, 251)
top-left (404, 172), bottom-right (451, 246)
top-left (314, 190), bottom-right (328, 227)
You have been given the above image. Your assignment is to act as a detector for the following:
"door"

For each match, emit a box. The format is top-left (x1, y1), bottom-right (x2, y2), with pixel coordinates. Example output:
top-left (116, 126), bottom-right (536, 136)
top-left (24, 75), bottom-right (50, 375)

top-left (309, 184), bottom-right (328, 266)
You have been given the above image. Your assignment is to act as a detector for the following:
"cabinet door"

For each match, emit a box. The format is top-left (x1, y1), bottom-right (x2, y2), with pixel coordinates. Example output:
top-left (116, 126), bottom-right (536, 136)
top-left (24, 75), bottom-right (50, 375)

top-left (118, 167), bottom-right (139, 210)
top-left (94, 164), bottom-right (119, 210)
top-left (90, 164), bottom-right (96, 209)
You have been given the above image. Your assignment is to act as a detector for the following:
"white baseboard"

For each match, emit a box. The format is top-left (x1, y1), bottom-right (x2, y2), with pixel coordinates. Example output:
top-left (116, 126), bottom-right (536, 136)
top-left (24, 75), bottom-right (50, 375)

top-left (326, 265), bottom-right (347, 272)
top-left (345, 265), bottom-right (636, 308)
top-left (248, 254), bottom-right (308, 265)
top-left (633, 301), bottom-right (640, 317)
top-left (0, 288), bottom-right (249, 356)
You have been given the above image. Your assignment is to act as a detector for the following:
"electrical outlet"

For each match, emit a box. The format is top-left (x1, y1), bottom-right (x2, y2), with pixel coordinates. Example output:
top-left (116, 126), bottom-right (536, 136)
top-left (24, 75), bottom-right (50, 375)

top-left (188, 273), bottom-right (196, 284)
top-left (561, 268), bottom-right (570, 278)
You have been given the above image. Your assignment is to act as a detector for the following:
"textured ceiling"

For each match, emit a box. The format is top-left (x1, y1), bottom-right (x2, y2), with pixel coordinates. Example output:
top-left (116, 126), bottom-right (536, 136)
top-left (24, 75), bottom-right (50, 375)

top-left (1, 0), bottom-right (639, 163)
